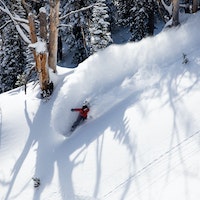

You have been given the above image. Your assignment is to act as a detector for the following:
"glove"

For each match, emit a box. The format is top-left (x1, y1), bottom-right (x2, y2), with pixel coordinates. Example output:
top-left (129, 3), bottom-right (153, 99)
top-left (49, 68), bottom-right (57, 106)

top-left (71, 108), bottom-right (74, 111)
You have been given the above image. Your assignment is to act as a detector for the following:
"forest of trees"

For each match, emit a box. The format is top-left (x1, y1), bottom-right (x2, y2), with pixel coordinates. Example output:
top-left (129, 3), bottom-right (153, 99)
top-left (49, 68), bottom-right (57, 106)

top-left (0, 0), bottom-right (199, 96)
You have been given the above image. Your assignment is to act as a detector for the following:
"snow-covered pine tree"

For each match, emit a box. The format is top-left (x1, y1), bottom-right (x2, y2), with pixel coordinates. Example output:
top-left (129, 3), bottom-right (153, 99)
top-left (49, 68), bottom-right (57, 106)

top-left (145, 0), bottom-right (156, 36)
top-left (117, 0), bottom-right (134, 26)
top-left (61, 0), bottom-right (90, 65)
top-left (0, 0), bottom-right (27, 93)
top-left (104, 0), bottom-right (117, 31)
top-left (89, 0), bottom-right (113, 54)
top-left (0, 24), bottom-right (26, 93)
top-left (129, 0), bottom-right (147, 42)
top-left (15, 0), bottom-right (36, 86)
top-left (129, 0), bottom-right (155, 42)
top-left (60, 0), bottom-right (76, 52)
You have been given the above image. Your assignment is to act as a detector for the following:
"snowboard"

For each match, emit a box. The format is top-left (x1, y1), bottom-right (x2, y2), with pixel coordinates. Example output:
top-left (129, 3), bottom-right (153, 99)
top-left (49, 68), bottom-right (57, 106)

top-left (65, 120), bottom-right (86, 138)
top-left (64, 116), bottom-right (93, 138)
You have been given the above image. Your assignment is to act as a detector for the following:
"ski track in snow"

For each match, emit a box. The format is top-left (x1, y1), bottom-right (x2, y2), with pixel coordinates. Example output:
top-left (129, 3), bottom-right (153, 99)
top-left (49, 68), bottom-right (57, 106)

top-left (102, 130), bottom-right (200, 200)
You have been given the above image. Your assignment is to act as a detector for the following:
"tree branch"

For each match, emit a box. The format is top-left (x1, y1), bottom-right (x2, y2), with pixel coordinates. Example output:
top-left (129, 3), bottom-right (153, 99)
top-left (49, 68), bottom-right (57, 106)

top-left (161, 0), bottom-right (173, 15)
top-left (0, 20), bottom-right (12, 30)
top-left (0, 0), bottom-right (31, 44)
top-left (58, 23), bottom-right (73, 28)
top-left (59, 3), bottom-right (100, 20)
top-left (13, 16), bottom-right (29, 24)
top-left (21, 0), bottom-right (31, 14)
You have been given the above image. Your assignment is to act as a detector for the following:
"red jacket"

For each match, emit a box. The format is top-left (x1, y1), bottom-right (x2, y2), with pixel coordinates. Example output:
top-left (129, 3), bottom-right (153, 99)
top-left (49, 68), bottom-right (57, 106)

top-left (72, 107), bottom-right (89, 118)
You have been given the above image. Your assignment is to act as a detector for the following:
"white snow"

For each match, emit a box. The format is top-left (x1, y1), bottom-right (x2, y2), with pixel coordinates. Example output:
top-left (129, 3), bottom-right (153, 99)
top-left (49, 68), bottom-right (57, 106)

top-left (1, 13), bottom-right (200, 200)
top-left (161, 0), bottom-right (173, 16)
top-left (39, 7), bottom-right (46, 14)
top-left (29, 41), bottom-right (47, 53)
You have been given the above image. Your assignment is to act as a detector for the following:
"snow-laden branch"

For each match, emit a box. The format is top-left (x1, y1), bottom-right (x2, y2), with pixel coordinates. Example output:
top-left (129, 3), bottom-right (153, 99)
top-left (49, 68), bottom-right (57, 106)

top-left (0, 20), bottom-right (12, 30)
top-left (13, 16), bottom-right (29, 24)
top-left (14, 14), bottom-right (30, 34)
top-left (59, 3), bottom-right (100, 20)
top-left (58, 23), bottom-right (73, 29)
top-left (161, 0), bottom-right (173, 15)
top-left (0, 0), bottom-right (31, 44)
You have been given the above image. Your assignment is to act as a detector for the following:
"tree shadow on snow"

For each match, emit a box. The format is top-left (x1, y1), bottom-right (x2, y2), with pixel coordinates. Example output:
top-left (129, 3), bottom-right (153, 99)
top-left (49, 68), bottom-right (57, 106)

top-left (4, 54), bottom-right (200, 200)
top-left (134, 55), bottom-right (200, 198)
top-left (4, 84), bottom-right (62, 200)
top-left (53, 90), bottom-right (142, 200)
top-left (55, 59), bottom-right (200, 200)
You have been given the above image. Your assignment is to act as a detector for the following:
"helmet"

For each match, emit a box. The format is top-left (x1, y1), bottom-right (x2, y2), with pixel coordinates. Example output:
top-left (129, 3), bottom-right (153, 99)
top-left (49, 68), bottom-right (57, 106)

top-left (83, 100), bottom-right (90, 107)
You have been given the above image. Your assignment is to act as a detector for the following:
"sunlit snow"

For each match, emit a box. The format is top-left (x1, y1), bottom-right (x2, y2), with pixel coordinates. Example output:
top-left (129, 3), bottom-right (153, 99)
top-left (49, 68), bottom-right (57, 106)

top-left (0, 13), bottom-right (200, 200)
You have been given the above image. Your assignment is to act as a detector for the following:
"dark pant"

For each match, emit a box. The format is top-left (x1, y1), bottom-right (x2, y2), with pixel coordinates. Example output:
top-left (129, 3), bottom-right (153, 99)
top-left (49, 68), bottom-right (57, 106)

top-left (71, 115), bottom-right (86, 130)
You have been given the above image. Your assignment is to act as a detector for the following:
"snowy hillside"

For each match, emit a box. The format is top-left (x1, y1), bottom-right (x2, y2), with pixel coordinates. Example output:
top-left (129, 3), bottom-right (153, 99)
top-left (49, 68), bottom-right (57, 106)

top-left (1, 13), bottom-right (200, 200)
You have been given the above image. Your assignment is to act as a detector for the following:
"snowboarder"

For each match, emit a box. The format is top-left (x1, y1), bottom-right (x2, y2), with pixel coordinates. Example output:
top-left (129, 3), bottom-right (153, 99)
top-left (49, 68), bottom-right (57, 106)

top-left (70, 101), bottom-right (90, 132)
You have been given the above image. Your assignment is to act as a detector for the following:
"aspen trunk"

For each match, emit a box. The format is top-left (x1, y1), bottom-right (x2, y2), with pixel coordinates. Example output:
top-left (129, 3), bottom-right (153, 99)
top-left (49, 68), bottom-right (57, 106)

top-left (28, 13), bottom-right (37, 62)
top-left (39, 8), bottom-right (47, 41)
top-left (81, 26), bottom-right (89, 57)
top-left (28, 6), bottom-right (53, 97)
top-left (172, 0), bottom-right (180, 26)
top-left (192, 0), bottom-right (198, 13)
top-left (36, 52), bottom-right (49, 91)
top-left (38, 7), bottom-right (50, 93)
top-left (48, 0), bottom-right (60, 73)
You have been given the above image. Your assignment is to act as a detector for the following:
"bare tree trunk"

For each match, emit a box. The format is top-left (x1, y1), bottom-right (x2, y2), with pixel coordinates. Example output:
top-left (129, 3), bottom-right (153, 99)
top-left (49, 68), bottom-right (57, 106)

top-left (38, 7), bottom-right (50, 93)
top-left (184, 0), bottom-right (190, 13)
top-left (57, 34), bottom-right (63, 61)
top-left (192, 0), bottom-right (198, 13)
top-left (36, 52), bottom-right (49, 91)
top-left (39, 7), bottom-right (47, 41)
top-left (81, 26), bottom-right (89, 57)
top-left (28, 9), bottom-right (51, 95)
top-left (48, 0), bottom-right (60, 73)
top-left (172, 0), bottom-right (180, 26)
top-left (28, 13), bottom-right (37, 62)
top-left (22, 1), bottom-right (53, 97)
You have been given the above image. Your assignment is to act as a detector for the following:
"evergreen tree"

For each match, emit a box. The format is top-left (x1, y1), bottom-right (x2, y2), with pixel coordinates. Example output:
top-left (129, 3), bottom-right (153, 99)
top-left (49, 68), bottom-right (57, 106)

top-left (61, 0), bottom-right (77, 51)
top-left (0, 0), bottom-right (27, 93)
top-left (129, 0), bottom-right (146, 41)
top-left (106, 0), bottom-right (117, 30)
top-left (14, 0), bottom-right (35, 79)
top-left (117, 0), bottom-right (134, 26)
top-left (129, 0), bottom-right (155, 42)
top-left (90, 0), bottom-right (113, 54)
top-left (145, 0), bottom-right (156, 36)
top-left (0, 24), bottom-right (26, 93)
top-left (61, 0), bottom-right (90, 65)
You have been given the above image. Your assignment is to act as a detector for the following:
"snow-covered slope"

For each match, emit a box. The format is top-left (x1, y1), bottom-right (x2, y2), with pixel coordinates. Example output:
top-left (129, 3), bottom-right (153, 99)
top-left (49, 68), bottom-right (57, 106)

top-left (1, 13), bottom-right (200, 200)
